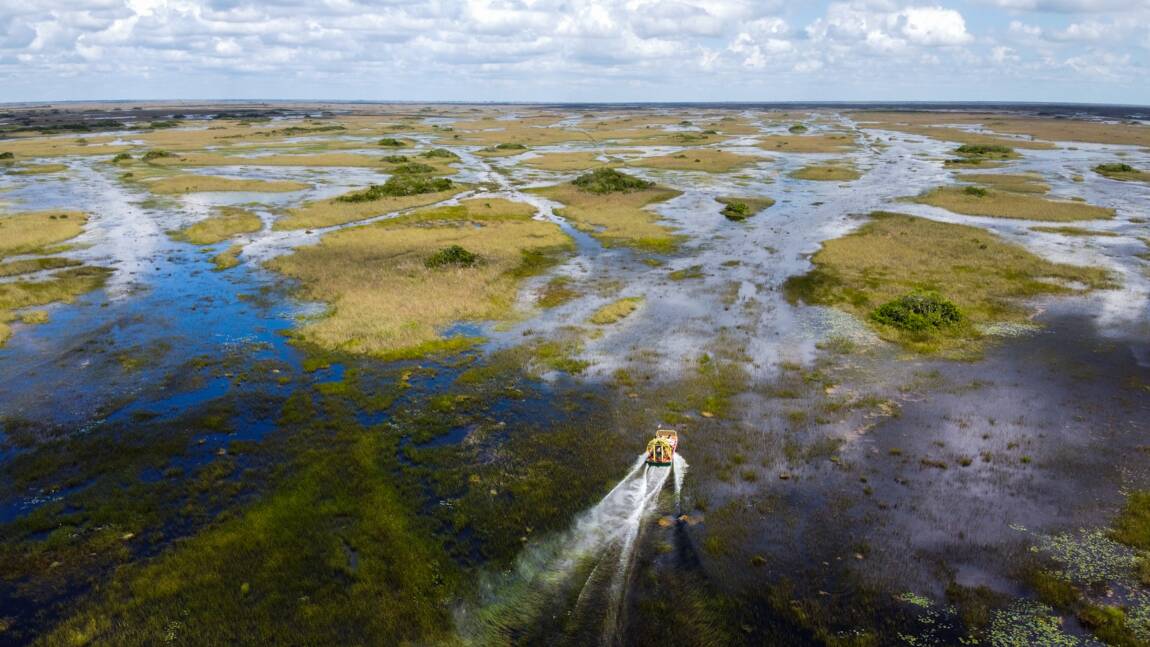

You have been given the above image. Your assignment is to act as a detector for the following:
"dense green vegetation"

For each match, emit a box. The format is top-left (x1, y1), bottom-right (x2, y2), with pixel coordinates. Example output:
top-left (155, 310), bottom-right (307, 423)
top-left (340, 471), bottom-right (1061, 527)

top-left (870, 291), bottom-right (963, 332)
top-left (571, 168), bottom-right (653, 194)
top-left (424, 245), bottom-right (478, 269)
top-left (336, 175), bottom-right (454, 203)
top-left (422, 148), bottom-right (459, 160)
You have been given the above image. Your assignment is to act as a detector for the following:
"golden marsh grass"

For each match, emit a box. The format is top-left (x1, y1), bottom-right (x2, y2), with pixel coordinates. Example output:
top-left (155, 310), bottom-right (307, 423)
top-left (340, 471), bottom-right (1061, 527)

top-left (758, 134), bottom-right (857, 153)
top-left (589, 297), bottom-right (644, 325)
top-left (914, 186), bottom-right (1114, 221)
top-left (266, 198), bottom-right (573, 357)
top-left (789, 164), bottom-right (861, 182)
top-left (956, 173), bottom-right (1050, 194)
top-left (274, 186), bottom-right (466, 231)
top-left (0, 210), bottom-right (88, 257)
top-left (785, 212), bottom-right (1113, 354)
top-left (630, 149), bottom-right (760, 173)
top-left (531, 183), bottom-right (681, 252)
top-left (174, 207), bottom-right (263, 245)
top-left (522, 152), bottom-right (621, 172)
top-left (144, 175), bottom-right (311, 194)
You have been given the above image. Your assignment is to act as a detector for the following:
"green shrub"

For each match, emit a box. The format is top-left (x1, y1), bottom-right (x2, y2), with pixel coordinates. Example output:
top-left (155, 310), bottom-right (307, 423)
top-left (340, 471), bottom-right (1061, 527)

top-left (390, 162), bottom-right (435, 175)
top-left (1096, 163), bottom-right (1136, 174)
top-left (870, 291), bottom-right (963, 332)
top-left (494, 143), bottom-right (526, 150)
top-left (963, 186), bottom-right (989, 197)
top-left (425, 245), bottom-right (478, 269)
top-left (721, 201), bottom-right (751, 220)
top-left (377, 138), bottom-right (405, 147)
top-left (382, 155), bottom-right (409, 163)
top-left (112, 152), bottom-right (132, 163)
top-left (0, 152), bottom-right (13, 160)
top-left (789, 124), bottom-right (808, 133)
top-left (421, 148), bottom-right (459, 160)
top-left (336, 175), bottom-right (453, 203)
top-left (955, 144), bottom-right (1014, 157)
top-left (571, 168), bottom-right (653, 194)
top-left (142, 150), bottom-right (175, 161)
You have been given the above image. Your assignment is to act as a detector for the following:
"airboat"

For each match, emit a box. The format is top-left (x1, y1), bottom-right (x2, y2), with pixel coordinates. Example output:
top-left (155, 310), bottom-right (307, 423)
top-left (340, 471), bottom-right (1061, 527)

top-left (645, 429), bottom-right (678, 467)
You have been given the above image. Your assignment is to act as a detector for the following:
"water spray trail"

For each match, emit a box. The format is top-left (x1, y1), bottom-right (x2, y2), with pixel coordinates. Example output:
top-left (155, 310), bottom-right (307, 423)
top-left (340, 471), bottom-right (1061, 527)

top-left (459, 454), bottom-right (658, 642)
top-left (672, 453), bottom-right (688, 514)
top-left (600, 465), bottom-right (670, 644)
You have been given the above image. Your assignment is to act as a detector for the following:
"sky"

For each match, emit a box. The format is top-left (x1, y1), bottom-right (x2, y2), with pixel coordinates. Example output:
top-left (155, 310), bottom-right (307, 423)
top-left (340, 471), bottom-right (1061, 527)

top-left (1, 0), bottom-right (1149, 104)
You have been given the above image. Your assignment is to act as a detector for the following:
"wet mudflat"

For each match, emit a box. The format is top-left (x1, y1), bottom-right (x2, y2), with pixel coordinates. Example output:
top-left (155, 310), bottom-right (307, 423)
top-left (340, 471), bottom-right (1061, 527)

top-left (0, 103), bottom-right (1148, 645)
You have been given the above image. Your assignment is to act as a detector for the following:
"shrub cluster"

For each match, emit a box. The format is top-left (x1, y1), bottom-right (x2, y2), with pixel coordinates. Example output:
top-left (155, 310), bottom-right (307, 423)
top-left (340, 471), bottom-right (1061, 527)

top-left (390, 162), bottom-right (435, 175)
top-left (955, 144), bottom-right (1013, 157)
top-left (142, 150), bottom-right (175, 161)
top-left (0, 152), bottom-right (13, 160)
top-left (963, 186), bottom-right (989, 198)
top-left (381, 155), bottom-right (409, 163)
top-left (721, 201), bottom-right (752, 220)
top-left (571, 168), bottom-right (653, 194)
top-left (1095, 163), bottom-right (1136, 174)
top-left (336, 175), bottom-right (453, 203)
top-left (377, 138), bottom-right (405, 147)
top-left (425, 245), bottom-right (478, 269)
top-left (870, 291), bottom-right (963, 332)
top-left (421, 148), bottom-right (458, 160)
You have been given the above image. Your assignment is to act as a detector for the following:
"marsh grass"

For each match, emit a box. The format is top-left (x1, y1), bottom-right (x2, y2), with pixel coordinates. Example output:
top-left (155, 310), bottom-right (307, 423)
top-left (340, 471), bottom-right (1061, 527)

top-left (956, 173), bottom-right (1050, 194)
top-left (173, 207), bottom-right (263, 245)
top-left (267, 198), bottom-right (572, 356)
top-left (144, 175), bottom-right (310, 194)
top-left (914, 186), bottom-right (1114, 221)
top-left (588, 296), bottom-right (644, 325)
top-left (8, 164), bottom-right (68, 175)
top-left (0, 257), bottom-right (81, 278)
top-left (274, 184), bottom-right (465, 231)
top-left (789, 164), bottom-right (861, 182)
top-left (212, 245), bottom-right (243, 270)
top-left (784, 211), bottom-right (1113, 353)
top-left (862, 112), bottom-right (1150, 147)
top-left (631, 149), bottom-right (758, 173)
top-left (0, 211), bottom-right (88, 257)
top-left (532, 181), bottom-right (681, 252)
top-left (716, 196), bottom-right (775, 221)
top-left (0, 266), bottom-right (111, 345)
top-left (1030, 226), bottom-right (1120, 237)
top-left (522, 152), bottom-right (620, 172)
top-left (536, 276), bottom-right (580, 308)
top-left (759, 134), bottom-right (856, 153)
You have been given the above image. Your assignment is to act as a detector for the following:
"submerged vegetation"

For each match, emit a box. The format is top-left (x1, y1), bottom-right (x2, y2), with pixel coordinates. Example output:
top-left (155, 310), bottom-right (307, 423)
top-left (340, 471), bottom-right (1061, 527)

top-left (4, 105), bottom-right (1150, 645)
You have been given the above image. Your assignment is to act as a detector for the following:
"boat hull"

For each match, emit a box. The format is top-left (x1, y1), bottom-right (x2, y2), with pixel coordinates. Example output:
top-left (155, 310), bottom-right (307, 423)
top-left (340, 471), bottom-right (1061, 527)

top-left (646, 458), bottom-right (673, 467)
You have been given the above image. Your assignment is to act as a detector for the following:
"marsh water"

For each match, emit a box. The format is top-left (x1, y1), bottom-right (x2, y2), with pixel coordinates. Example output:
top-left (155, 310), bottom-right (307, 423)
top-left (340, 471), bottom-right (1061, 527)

top-left (1, 104), bottom-right (1149, 645)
